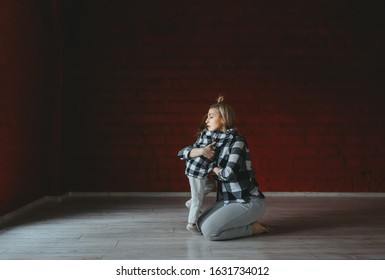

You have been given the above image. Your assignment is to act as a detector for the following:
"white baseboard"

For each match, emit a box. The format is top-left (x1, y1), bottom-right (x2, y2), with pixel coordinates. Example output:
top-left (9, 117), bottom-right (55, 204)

top-left (0, 196), bottom-right (61, 226)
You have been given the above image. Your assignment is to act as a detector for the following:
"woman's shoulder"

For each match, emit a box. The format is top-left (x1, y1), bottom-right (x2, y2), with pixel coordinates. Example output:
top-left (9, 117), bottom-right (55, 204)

top-left (222, 130), bottom-right (245, 149)
top-left (229, 129), bottom-right (246, 143)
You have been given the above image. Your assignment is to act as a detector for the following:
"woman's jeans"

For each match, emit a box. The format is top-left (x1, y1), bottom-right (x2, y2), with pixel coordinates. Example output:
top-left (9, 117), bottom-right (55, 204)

top-left (197, 196), bottom-right (266, 241)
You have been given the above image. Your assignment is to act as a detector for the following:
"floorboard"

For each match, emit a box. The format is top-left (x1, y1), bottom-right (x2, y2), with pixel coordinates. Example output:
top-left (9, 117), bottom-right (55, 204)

top-left (0, 194), bottom-right (384, 260)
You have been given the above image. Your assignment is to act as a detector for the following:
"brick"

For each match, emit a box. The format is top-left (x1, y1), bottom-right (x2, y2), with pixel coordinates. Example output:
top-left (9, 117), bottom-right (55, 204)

top-left (40, 0), bottom-right (385, 195)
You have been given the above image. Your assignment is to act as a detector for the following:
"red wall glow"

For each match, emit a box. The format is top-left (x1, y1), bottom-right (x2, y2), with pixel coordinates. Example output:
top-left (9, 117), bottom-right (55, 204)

top-left (63, 1), bottom-right (385, 193)
top-left (0, 0), bottom-right (54, 215)
top-left (1, 1), bottom-right (384, 217)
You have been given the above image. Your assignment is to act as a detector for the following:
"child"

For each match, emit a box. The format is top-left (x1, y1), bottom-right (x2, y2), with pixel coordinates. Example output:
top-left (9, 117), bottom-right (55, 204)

top-left (184, 115), bottom-right (216, 209)
top-left (178, 115), bottom-right (231, 234)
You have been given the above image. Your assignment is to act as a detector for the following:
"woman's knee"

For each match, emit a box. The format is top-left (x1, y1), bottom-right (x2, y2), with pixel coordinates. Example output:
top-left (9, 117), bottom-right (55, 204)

top-left (203, 233), bottom-right (222, 241)
top-left (200, 223), bottom-right (222, 241)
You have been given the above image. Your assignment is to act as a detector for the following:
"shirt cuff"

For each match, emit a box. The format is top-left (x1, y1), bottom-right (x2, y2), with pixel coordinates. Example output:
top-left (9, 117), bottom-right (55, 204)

top-left (178, 146), bottom-right (193, 160)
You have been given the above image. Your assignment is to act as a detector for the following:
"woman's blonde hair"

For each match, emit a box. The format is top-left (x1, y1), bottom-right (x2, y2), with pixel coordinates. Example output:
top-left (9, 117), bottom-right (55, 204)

top-left (210, 96), bottom-right (236, 129)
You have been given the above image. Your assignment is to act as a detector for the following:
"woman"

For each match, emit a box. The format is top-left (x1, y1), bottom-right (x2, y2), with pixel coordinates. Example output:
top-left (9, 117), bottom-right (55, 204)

top-left (185, 96), bottom-right (270, 241)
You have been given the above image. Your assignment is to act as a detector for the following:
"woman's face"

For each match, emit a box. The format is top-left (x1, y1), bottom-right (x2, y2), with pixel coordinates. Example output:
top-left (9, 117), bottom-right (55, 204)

top-left (206, 108), bottom-right (225, 132)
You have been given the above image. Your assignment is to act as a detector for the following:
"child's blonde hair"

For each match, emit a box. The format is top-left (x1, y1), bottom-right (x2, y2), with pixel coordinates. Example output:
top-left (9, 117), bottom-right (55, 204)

top-left (210, 96), bottom-right (236, 129)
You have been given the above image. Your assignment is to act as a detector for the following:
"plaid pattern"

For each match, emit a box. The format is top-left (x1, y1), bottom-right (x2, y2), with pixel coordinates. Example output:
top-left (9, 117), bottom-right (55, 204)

top-left (178, 130), bottom-right (233, 179)
top-left (178, 129), bottom-right (261, 204)
top-left (214, 130), bottom-right (260, 204)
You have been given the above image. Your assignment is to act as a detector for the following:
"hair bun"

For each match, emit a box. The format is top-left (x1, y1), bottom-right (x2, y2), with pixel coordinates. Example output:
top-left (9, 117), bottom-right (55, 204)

top-left (217, 96), bottom-right (224, 103)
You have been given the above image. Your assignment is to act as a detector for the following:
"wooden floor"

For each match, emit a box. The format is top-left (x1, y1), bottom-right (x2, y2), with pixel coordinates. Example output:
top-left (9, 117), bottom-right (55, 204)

top-left (0, 193), bottom-right (384, 260)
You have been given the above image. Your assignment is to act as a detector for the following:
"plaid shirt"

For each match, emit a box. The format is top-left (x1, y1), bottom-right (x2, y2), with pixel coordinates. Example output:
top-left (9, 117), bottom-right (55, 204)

top-left (179, 129), bottom-right (261, 204)
top-left (212, 129), bottom-right (261, 204)
top-left (178, 130), bottom-right (232, 179)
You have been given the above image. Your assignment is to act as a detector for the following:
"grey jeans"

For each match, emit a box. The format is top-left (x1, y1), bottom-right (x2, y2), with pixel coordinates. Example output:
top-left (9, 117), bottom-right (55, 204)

top-left (197, 196), bottom-right (266, 241)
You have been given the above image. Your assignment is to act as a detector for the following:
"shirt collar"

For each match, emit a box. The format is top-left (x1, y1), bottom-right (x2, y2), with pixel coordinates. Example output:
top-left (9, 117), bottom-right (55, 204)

top-left (207, 128), bottom-right (236, 141)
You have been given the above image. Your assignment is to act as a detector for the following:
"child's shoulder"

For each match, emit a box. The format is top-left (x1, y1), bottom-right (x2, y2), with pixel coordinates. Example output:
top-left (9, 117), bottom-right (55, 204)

top-left (197, 129), bottom-right (212, 139)
top-left (194, 130), bottom-right (213, 147)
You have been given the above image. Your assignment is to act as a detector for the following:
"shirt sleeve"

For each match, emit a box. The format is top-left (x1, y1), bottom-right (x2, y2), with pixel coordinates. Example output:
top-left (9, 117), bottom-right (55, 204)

top-left (217, 140), bottom-right (245, 182)
top-left (177, 131), bottom-right (207, 160)
top-left (177, 146), bottom-right (194, 160)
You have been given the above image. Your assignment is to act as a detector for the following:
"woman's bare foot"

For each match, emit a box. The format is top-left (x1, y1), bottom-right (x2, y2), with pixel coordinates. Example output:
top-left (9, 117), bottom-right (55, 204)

top-left (251, 221), bottom-right (272, 235)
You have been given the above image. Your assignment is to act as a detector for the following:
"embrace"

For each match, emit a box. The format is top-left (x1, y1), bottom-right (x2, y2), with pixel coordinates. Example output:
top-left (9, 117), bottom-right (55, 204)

top-left (178, 96), bottom-right (271, 241)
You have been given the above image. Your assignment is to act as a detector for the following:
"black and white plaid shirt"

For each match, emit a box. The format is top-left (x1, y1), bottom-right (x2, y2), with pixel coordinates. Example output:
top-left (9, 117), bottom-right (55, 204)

top-left (216, 130), bottom-right (261, 204)
top-left (178, 130), bottom-right (232, 179)
top-left (179, 129), bottom-right (262, 204)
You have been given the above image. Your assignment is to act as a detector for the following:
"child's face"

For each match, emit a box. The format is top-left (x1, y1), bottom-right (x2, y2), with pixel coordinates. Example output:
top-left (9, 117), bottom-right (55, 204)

top-left (206, 108), bottom-right (225, 132)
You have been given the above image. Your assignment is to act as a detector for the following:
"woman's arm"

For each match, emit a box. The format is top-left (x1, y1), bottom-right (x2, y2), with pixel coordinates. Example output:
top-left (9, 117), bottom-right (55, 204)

top-left (214, 140), bottom-right (245, 181)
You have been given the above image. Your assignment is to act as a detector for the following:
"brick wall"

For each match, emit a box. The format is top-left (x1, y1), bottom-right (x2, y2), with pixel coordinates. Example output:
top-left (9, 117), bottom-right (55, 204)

top-left (0, 0), bottom-right (57, 215)
top-left (63, 0), bottom-right (385, 192)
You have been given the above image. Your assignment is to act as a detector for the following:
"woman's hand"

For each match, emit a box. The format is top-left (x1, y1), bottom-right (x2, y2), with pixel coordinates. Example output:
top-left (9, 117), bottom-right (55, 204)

top-left (212, 167), bottom-right (221, 175)
top-left (188, 142), bottom-right (216, 160)
top-left (201, 142), bottom-right (216, 159)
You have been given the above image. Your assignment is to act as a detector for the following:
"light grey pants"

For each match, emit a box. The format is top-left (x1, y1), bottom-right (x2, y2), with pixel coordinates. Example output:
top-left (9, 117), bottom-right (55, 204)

top-left (197, 196), bottom-right (266, 241)
top-left (187, 176), bottom-right (215, 224)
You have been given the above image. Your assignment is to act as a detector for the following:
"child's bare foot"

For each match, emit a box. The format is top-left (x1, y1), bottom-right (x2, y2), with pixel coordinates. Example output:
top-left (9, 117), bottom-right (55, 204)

top-left (251, 221), bottom-right (272, 235)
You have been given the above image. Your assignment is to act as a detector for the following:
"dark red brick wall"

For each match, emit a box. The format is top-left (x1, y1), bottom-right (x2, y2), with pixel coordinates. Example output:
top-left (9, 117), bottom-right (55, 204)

top-left (63, 0), bottom-right (385, 193)
top-left (0, 0), bottom-right (63, 215)
top-left (1, 1), bottom-right (384, 215)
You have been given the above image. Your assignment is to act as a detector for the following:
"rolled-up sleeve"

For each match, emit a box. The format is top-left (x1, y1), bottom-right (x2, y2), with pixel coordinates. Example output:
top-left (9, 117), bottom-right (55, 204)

top-left (177, 146), bottom-right (194, 160)
top-left (178, 133), bottom-right (204, 160)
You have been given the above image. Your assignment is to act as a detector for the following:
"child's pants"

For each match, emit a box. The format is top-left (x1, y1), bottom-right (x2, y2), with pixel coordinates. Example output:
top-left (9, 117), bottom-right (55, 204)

top-left (187, 176), bottom-right (214, 224)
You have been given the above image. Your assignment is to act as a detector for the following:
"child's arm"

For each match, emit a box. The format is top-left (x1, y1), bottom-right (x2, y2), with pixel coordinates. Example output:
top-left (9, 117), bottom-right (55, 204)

top-left (177, 131), bottom-right (203, 160)
top-left (177, 146), bottom-right (193, 160)
top-left (189, 142), bottom-right (216, 159)
top-left (177, 142), bottom-right (216, 160)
